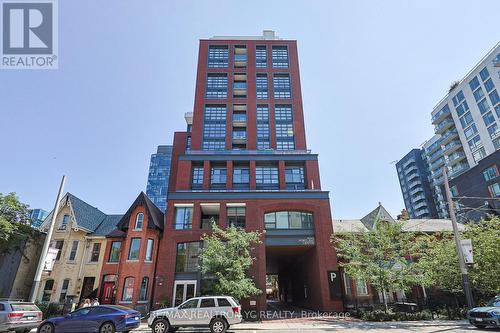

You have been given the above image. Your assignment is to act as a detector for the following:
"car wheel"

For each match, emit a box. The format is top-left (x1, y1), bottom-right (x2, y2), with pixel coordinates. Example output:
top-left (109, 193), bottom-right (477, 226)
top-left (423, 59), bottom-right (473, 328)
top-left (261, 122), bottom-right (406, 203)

top-left (210, 318), bottom-right (227, 333)
top-left (473, 324), bottom-right (487, 328)
top-left (99, 321), bottom-right (115, 333)
top-left (38, 323), bottom-right (54, 333)
top-left (152, 319), bottom-right (170, 333)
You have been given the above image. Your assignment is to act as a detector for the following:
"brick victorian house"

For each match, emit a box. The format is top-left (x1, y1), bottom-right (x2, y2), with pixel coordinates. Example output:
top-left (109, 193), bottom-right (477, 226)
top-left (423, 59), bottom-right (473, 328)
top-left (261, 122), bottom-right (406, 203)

top-left (98, 192), bottom-right (163, 314)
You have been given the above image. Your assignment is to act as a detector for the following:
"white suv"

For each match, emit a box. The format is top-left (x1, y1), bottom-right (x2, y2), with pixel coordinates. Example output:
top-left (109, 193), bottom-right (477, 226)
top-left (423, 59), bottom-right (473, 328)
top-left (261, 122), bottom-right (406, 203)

top-left (148, 296), bottom-right (242, 333)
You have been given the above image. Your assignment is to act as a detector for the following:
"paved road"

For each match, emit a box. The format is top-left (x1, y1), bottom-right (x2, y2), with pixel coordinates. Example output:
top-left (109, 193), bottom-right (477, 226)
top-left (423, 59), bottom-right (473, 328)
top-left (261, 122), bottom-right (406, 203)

top-left (125, 320), bottom-right (499, 333)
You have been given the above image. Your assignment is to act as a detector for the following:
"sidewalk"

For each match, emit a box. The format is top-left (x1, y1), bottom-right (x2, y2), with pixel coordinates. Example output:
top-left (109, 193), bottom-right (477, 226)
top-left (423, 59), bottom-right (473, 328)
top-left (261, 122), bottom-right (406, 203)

top-left (230, 319), bottom-right (470, 330)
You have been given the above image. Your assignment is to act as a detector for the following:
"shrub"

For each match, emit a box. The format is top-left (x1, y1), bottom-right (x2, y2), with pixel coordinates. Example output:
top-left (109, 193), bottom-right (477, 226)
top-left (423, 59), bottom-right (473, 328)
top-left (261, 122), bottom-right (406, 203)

top-left (36, 302), bottom-right (62, 319)
top-left (359, 309), bottom-right (433, 321)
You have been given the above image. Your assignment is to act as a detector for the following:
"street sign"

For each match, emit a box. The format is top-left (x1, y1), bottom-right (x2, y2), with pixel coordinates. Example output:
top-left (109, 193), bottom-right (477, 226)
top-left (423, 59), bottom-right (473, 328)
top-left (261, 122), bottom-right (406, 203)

top-left (327, 271), bottom-right (342, 299)
top-left (461, 239), bottom-right (473, 264)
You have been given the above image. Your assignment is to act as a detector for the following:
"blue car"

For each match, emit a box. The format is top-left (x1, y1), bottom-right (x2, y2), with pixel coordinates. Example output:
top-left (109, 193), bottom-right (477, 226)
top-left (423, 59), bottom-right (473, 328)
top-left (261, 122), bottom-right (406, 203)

top-left (37, 305), bottom-right (141, 333)
top-left (467, 296), bottom-right (500, 329)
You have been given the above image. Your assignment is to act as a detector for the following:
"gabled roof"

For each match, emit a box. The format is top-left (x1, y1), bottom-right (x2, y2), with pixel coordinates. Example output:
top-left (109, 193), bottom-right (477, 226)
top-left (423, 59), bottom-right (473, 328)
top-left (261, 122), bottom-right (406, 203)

top-left (360, 203), bottom-right (395, 230)
top-left (40, 193), bottom-right (122, 235)
top-left (116, 192), bottom-right (164, 231)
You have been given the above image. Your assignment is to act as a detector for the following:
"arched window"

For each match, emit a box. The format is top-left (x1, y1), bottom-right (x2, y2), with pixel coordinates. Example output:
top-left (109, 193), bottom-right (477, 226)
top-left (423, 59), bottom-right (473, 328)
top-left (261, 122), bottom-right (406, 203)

top-left (122, 277), bottom-right (135, 301)
top-left (134, 213), bottom-right (144, 230)
top-left (139, 277), bottom-right (149, 301)
top-left (264, 211), bottom-right (313, 229)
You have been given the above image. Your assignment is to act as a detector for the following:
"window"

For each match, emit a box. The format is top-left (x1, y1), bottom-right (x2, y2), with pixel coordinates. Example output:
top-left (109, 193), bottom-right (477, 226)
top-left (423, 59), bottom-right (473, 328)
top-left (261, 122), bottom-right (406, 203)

top-left (135, 213), bottom-right (144, 230)
top-left (483, 112), bottom-right (495, 126)
top-left (203, 123), bottom-right (226, 138)
top-left (108, 241), bottom-right (121, 263)
top-left (469, 76), bottom-right (480, 91)
top-left (128, 238), bottom-right (141, 260)
top-left (452, 90), bottom-right (465, 107)
top-left (234, 45), bottom-right (247, 68)
top-left (473, 87), bottom-right (484, 102)
top-left (256, 74), bottom-right (268, 99)
top-left (179, 298), bottom-right (199, 309)
top-left (472, 147), bottom-right (486, 163)
top-left (202, 140), bottom-right (225, 151)
top-left (455, 101), bottom-right (469, 117)
top-left (273, 74), bottom-right (291, 99)
top-left (211, 167), bottom-right (227, 185)
top-left (257, 105), bottom-right (270, 149)
top-left (52, 240), bottom-right (64, 261)
top-left (227, 207), bottom-right (246, 228)
top-left (272, 45), bottom-right (289, 68)
top-left (264, 211), bottom-right (313, 229)
top-left (275, 104), bottom-right (294, 150)
top-left (174, 207), bottom-right (193, 230)
top-left (68, 241), bottom-right (79, 261)
top-left (484, 78), bottom-right (495, 93)
top-left (479, 67), bottom-right (490, 81)
top-left (468, 135), bottom-right (482, 150)
top-left (204, 105), bottom-right (227, 121)
top-left (255, 46), bottom-right (267, 68)
top-left (488, 183), bottom-right (500, 197)
top-left (490, 90), bottom-right (500, 106)
top-left (208, 45), bottom-right (228, 68)
top-left (217, 298), bottom-right (231, 307)
top-left (276, 141), bottom-right (295, 150)
top-left (203, 105), bottom-right (226, 150)
top-left (59, 279), bottom-right (70, 303)
top-left (285, 166), bottom-right (305, 190)
top-left (483, 166), bottom-right (499, 181)
top-left (233, 167), bottom-right (249, 185)
top-left (200, 298), bottom-right (216, 308)
top-left (356, 279), bottom-right (368, 295)
top-left (478, 98), bottom-right (490, 114)
top-left (488, 123), bottom-right (500, 139)
top-left (139, 277), bottom-right (149, 301)
top-left (344, 274), bottom-right (353, 296)
top-left (276, 123), bottom-right (294, 137)
top-left (175, 242), bottom-right (201, 272)
top-left (145, 239), bottom-right (154, 262)
top-left (464, 124), bottom-right (478, 139)
top-left (206, 73), bottom-right (228, 99)
top-left (460, 112), bottom-right (474, 128)
top-left (255, 166), bottom-right (279, 189)
top-left (89, 243), bottom-right (101, 262)
top-left (59, 214), bottom-right (70, 230)
top-left (42, 279), bottom-right (54, 302)
top-left (122, 277), bottom-right (134, 301)
top-left (192, 166), bottom-right (204, 187)
top-left (275, 105), bottom-right (293, 120)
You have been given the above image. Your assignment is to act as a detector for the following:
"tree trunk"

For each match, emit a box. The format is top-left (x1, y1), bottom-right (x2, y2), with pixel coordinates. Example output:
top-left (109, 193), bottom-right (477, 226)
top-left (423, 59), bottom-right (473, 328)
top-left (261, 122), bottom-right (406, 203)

top-left (381, 288), bottom-right (388, 312)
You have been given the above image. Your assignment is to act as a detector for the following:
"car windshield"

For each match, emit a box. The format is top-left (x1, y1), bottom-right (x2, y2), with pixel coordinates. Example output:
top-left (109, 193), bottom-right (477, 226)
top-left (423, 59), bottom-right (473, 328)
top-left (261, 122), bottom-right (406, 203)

top-left (486, 298), bottom-right (500, 307)
top-left (11, 303), bottom-right (39, 311)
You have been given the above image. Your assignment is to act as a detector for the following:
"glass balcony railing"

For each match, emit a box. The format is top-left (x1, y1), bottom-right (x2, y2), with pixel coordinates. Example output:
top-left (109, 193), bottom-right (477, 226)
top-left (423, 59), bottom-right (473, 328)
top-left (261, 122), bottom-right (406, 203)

top-left (432, 106), bottom-right (451, 123)
top-left (441, 129), bottom-right (458, 143)
top-left (443, 140), bottom-right (462, 153)
top-left (450, 163), bottom-right (469, 178)
top-left (232, 114), bottom-right (247, 123)
top-left (234, 54), bottom-right (248, 62)
top-left (233, 82), bottom-right (247, 90)
top-left (232, 131), bottom-right (247, 140)
top-left (435, 118), bottom-right (454, 133)
top-left (403, 158), bottom-right (416, 168)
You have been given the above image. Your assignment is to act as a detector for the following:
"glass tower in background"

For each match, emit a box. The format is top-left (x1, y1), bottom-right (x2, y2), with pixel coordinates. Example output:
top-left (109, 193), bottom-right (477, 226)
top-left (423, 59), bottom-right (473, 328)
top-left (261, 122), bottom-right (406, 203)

top-left (146, 145), bottom-right (173, 212)
top-left (30, 208), bottom-right (49, 228)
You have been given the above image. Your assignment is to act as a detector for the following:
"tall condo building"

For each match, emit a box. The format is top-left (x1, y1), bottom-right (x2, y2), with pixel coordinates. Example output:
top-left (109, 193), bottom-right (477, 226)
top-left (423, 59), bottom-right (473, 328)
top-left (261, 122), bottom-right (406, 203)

top-left (398, 43), bottom-right (500, 219)
top-left (430, 43), bottom-right (500, 176)
top-left (396, 149), bottom-right (438, 218)
top-left (154, 31), bottom-right (342, 313)
top-left (29, 208), bottom-right (49, 228)
top-left (146, 145), bottom-right (173, 212)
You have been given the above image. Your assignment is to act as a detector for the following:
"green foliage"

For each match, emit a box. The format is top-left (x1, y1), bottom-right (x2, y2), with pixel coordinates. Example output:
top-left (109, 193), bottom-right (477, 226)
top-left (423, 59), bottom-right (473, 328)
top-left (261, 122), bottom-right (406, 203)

top-left (359, 309), bottom-right (434, 321)
top-left (0, 192), bottom-right (33, 253)
top-left (35, 302), bottom-right (62, 319)
top-left (417, 217), bottom-right (500, 299)
top-left (331, 219), bottom-right (426, 310)
top-left (200, 224), bottom-right (262, 301)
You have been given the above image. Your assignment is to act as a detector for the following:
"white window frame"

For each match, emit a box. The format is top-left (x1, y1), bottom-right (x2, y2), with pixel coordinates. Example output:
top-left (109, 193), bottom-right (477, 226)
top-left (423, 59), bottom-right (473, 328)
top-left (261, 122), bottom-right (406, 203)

top-left (134, 212), bottom-right (144, 230)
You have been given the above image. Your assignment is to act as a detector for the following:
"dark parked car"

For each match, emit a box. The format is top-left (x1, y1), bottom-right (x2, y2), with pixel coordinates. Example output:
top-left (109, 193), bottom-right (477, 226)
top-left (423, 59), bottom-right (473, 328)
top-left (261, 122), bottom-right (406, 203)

top-left (37, 305), bottom-right (140, 333)
top-left (0, 300), bottom-right (43, 333)
top-left (467, 296), bottom-right (500, 329)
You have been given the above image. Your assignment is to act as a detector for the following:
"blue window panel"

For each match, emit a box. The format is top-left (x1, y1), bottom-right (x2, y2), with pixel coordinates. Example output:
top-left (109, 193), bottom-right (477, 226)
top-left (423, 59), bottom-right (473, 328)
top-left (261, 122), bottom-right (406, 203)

top-left (473, 88), bottom-right (485, 102)
top-left (477, 98), bottom-right (491, 114)
top-left (483, 112), bottom-right (495, 126)
top-left (469, 76), bottom-right (480, 91)
top-left (479, 67), bottom-right (490, 81)
top-left (490, 90), bottom-right (500, 106)
top-left (484, 78), bottom-right (495, 93)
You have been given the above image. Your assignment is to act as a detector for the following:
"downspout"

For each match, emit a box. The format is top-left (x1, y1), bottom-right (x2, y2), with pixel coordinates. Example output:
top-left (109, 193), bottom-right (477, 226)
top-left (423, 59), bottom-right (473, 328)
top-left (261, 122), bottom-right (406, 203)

top-left (77, 237), bottom-right (90, 299)
top-left (149, 229), bottom-right (162, 311)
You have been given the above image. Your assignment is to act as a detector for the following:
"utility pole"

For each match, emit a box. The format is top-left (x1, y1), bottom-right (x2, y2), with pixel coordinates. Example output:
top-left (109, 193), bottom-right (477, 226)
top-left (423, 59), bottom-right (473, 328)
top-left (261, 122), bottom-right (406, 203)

top-left (442, 167), bottom-right (474, 308)
top-left (29, 175), bottom-right (66, 302)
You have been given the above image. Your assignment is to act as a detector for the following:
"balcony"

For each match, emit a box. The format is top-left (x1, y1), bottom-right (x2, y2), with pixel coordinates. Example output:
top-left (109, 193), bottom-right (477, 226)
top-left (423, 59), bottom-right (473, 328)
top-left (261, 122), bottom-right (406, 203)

top-left (440, 129), bottom-right (459, 145)
top-left (404, 165), bottom-right (418, 175)
top-left (442, 140), bottom-right (462, 155)
top-left (232, 114), bottom-right (247, 127)
top-left (430, 156), bottom-right (445, 171)
top-left (410, 187), bottom-right (423, 196)
top-left (449, 163), bottom-right (469, 178)
top-left (412, 194), bottom-right (426, 202)
top-left (425, 138), bottom-right (443, 155)
top-left (408, 179), bottom-right (422, 189)
top-left (427, 149), bottom-right (443, 163)
top-left (233, 82), bottom-right (247, 98)
top-left (432, 106), bottom-right (451, 124)
top-left (414, 201), bottom-right (428, 210)
top-left (435, 118), bottom-right (455, 134)
top-left (407, 172), bottom-right (419, 182)
top-left (403, 158), bottom-right (416, 168)
top-left (232, 131), bottom-right (247, 144)
top-left (447, 151), bottom-right (466, 166)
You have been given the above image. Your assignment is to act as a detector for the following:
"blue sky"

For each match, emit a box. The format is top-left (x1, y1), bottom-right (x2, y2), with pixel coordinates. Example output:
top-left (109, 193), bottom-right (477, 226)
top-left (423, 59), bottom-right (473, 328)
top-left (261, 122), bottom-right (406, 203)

top-left (1, 0), bottom-right (499, 218)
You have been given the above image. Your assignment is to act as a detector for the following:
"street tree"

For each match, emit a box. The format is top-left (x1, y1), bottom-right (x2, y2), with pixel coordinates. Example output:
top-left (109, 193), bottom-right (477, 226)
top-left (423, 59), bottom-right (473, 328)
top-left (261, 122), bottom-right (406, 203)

top-left (417, 217), bottom-right (500, 300)
top-left (0, 192), bottom-right (33, 253)
top-left (200, 223), bottom-right (262, 301)
top-left (331, 219), bottom-right (425, 311)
